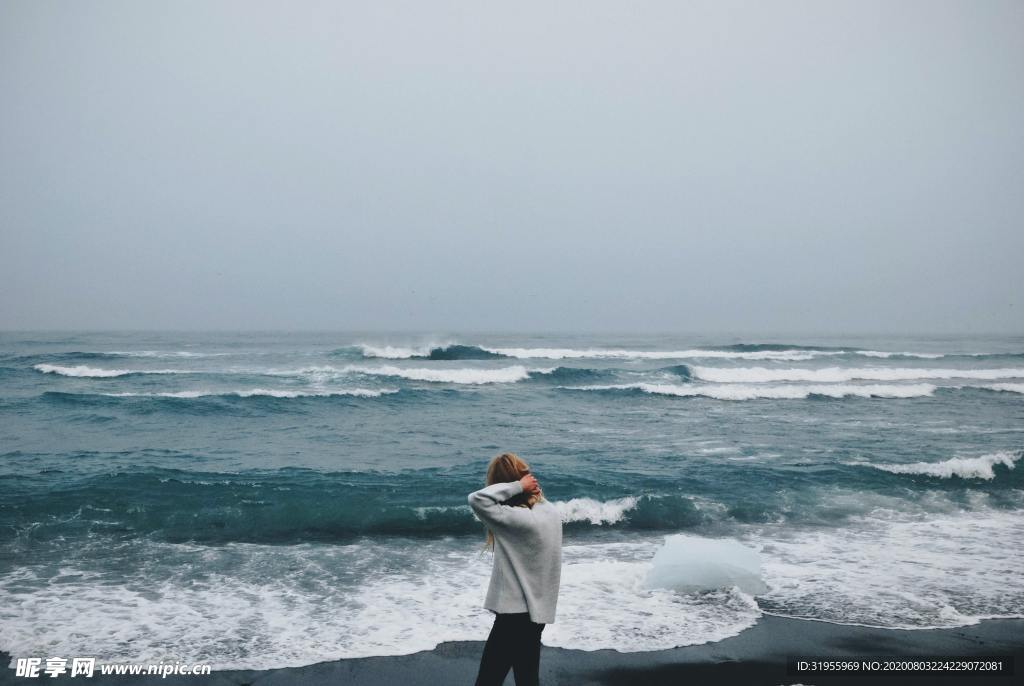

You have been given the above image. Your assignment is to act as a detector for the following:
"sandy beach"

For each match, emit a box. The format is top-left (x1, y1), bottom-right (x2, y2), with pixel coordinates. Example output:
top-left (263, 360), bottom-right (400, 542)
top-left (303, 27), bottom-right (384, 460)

top-left (4, 615), bottom-right (1020, 686)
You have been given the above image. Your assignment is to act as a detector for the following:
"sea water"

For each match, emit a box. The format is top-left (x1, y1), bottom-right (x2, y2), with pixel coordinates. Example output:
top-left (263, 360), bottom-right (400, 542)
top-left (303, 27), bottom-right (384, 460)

top-left (1, 331), bottom-right (1022, 668)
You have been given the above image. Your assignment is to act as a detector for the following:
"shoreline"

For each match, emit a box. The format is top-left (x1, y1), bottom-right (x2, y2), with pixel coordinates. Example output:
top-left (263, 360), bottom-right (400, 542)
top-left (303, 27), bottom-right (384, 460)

top-left (3, 615), bottom-right (1021, 685)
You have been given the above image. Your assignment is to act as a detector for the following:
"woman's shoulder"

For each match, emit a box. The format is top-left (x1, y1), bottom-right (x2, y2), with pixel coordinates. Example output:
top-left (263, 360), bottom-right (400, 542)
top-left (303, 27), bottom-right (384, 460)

top-left (536, 499), bottom-right (561, 519)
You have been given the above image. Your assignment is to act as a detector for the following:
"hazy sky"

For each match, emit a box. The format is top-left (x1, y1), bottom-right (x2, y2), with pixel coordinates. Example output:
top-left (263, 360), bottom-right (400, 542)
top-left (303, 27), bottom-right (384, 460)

top-left (1, 1), bottom-right (1022, 334)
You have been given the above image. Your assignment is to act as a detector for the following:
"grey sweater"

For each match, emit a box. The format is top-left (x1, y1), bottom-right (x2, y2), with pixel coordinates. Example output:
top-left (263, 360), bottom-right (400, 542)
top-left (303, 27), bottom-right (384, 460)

top-left (468, 480), bottom-right (563, 625)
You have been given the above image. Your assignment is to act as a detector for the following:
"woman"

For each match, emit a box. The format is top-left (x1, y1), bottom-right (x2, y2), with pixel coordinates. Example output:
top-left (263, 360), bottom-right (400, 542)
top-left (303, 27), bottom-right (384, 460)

top-left (467, 452), bottom-right (563, 686)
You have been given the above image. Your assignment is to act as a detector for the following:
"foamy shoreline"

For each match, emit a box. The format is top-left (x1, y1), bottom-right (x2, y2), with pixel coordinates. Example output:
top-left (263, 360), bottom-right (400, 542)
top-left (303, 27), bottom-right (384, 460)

top-left (5, 615), bottom-right (1019, 686)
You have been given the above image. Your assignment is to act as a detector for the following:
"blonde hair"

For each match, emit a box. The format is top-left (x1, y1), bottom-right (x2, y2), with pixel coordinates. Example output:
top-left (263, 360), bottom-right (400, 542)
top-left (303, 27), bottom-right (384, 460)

top-left (481, 452), bottom-right (544, 550)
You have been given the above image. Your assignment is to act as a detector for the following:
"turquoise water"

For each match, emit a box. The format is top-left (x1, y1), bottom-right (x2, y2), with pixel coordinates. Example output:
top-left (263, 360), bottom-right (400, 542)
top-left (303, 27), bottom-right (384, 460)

top-left (1, 331), bottom-right (1022, 668)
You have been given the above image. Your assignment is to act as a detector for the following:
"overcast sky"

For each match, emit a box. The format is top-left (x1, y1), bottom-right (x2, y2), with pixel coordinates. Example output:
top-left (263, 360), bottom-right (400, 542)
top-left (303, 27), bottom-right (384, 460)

top-left (1, 1), bottom-right (1021, 334)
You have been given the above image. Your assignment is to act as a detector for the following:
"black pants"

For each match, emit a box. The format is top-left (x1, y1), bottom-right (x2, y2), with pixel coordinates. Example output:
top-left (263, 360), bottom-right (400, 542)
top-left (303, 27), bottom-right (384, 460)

top-left (474, 612), bottom-right (545, 686)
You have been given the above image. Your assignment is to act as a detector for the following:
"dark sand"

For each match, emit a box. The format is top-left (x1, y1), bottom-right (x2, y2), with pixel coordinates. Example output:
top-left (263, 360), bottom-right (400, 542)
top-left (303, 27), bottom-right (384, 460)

top-left (3, 615), bottom-right (1021, 685)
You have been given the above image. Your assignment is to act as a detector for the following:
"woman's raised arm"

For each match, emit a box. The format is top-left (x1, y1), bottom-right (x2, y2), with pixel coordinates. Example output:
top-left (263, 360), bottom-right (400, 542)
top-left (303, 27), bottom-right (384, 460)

top-left (467, 474), bottom-right (539, 531)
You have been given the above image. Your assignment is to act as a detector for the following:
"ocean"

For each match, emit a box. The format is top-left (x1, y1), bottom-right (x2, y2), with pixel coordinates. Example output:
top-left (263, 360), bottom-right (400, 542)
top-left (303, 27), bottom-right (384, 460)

top-left (1, 331), bottom-right (1022, 670)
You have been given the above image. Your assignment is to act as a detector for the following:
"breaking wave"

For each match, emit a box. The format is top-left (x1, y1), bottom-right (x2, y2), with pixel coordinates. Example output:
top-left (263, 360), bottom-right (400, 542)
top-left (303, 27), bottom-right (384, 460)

top-left (343, 364), bottom-right (535, 384)
top-left (100, 388), bottom-right (398, 399)
top-left (478, 346), bottom-right (833, 361)
top-left (353, 343), bottom-right (506, 360)
top-left (981, 383), bottom-right (1024, 394)
top-left (851, 450), bottom-right (1022, 480)
top-left (561, 383), bottom-right (938, 400)
top-left (692, 366), bottom-right (1024, 384)
top-left (33, 364), bottom-right (186, 378)
top-left (3, 469), bottom-right (701, 543)
top-left (552, 496), bottom-right (640, 525)
top-left (343, 342), bottom-right (1010, 362)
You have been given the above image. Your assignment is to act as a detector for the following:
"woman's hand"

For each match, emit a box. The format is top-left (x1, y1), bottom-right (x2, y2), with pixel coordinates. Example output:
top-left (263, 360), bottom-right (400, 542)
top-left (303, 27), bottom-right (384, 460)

top-left (519, 473), bottom-right (540, 496)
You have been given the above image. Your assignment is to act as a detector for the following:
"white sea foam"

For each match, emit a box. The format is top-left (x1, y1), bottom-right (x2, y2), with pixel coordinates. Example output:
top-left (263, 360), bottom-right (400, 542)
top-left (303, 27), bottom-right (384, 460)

top-left (752, 507), bottom-right (1024, 628)
top-left (3, 506), bottom-right (1021, 668)
top-left (106, 350), bottom-right (233, 358)
top-left (483, 347), bottom-right (829, 361)
top-left (852, 451), bottom-right (1021, 480)
top-left (33, 364), bottom-right (183, 378)
top-left (350, 340), bottom-right (980, 362)
top-left (692, 366), bottom-right (1024, 384)
top-left (553, 496), bottom-right (639, 525)
top-left (857, 350), bottom-right (945, 359)
top-left (478, 347), bottom-right (958, 361)
top-left (37, 361), bottom-right (540, 384)
top-left (352, 364), bottom-right (532, 387)
top-left (0, 538), bottom-right (761, 669)
top-left (564, 383), bottom-right (937, 400)
top-left (544, 544), bottom-right (761, 652)
top-left (102, 390), bottom-right (212, 398)
top-left (292, 362), bottom-right (536, 384)
top-left (31, 359), bottom-right (540, 386)
top-left (101, 388), bottom-right (397, 399)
